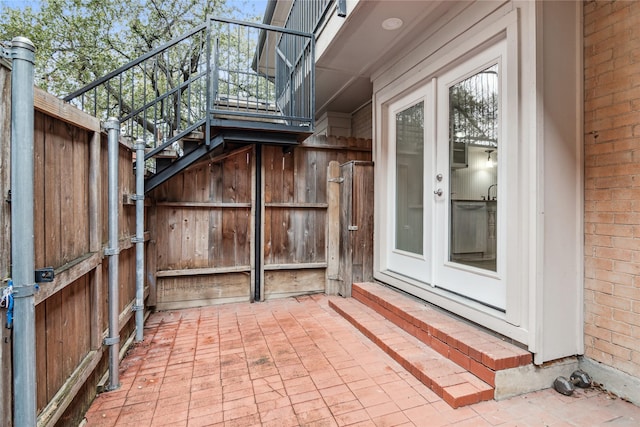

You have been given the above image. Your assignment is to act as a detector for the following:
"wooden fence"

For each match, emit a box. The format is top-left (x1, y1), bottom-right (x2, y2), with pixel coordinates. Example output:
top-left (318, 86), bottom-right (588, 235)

top-left (0, 61), bottom-right (146, 426)
top-left (1, 58), bottom-right (374, 425)
top-left (149, 136), bottom-right (372, 309)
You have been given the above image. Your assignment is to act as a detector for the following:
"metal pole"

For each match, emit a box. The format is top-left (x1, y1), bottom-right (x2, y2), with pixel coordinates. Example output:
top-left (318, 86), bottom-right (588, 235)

top-left (133, 139), bottom-right (145, 342)
top-left (104, 117), bottom-right (121, 391)
top-left (10, 36), bottom-right (37, 427)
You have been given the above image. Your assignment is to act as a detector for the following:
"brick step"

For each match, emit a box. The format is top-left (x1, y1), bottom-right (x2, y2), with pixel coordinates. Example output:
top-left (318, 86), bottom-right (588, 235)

top-left (352, 282), bottom-right (533, 387)
top-left (328, 296), bottom-right (494, 408)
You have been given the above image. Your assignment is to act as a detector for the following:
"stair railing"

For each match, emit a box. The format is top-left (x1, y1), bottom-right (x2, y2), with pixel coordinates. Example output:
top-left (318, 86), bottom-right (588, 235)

top-left (64, 17), bottom-right (314, 178)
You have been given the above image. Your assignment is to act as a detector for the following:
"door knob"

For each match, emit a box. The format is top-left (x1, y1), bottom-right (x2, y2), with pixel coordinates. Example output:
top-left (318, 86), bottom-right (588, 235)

top-left (434, 188), bottom-right (443, 196)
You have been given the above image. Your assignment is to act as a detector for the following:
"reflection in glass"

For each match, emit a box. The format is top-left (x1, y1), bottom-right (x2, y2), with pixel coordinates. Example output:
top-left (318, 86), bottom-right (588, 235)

top-left (448, 64), bottom-right (498, 272)
top-left (396, 102), bottom-right (424, 255)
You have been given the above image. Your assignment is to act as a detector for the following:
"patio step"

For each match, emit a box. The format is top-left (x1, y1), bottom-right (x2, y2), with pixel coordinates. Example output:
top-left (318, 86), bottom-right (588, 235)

top-left (328, 282), bottom-right (534, 408)
top-left (329, 296), bottom-right (494, 408)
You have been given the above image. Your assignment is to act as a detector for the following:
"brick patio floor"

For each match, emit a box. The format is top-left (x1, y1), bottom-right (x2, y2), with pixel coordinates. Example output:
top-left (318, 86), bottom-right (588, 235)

top-left (83, 295), bottom-right (640, 426)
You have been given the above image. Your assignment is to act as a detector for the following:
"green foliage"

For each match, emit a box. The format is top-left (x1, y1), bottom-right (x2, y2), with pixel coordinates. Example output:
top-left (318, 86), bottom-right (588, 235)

top-left (0, 0), bottom-right (262, 96)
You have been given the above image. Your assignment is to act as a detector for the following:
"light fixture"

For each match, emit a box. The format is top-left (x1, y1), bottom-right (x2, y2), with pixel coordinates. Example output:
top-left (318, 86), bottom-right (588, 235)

top-left (485, 150), bottom-right (494, 168)
top-left (382, 17), bottom-right (403, 31)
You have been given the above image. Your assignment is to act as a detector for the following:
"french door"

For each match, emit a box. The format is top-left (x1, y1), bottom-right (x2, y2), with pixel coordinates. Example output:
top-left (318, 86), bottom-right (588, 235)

top-left (386, 40), bottom-right (507, 310)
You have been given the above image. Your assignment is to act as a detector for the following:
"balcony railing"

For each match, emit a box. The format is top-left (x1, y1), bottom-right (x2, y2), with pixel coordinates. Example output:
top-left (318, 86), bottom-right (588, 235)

top-left (64, 17), bottom-right (315, 161)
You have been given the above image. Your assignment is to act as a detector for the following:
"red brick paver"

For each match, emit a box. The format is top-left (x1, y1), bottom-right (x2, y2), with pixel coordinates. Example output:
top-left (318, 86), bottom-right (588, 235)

top-left (84, 295), bottom-right (640, 426)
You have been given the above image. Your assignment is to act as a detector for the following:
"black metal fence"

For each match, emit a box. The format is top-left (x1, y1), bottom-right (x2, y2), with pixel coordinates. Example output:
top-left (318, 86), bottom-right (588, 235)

top-left (64, 17), bottom-right (314, 161)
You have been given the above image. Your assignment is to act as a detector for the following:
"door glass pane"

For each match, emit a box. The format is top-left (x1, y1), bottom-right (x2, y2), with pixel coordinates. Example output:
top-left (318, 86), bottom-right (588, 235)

top-left (396, 102), bottom-right (424, 255)
top-left (449, 64), bottom-right (498, 271)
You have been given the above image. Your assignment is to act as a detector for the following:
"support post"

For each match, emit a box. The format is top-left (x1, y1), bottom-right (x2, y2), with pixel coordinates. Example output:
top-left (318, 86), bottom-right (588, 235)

top-left (326, 161), bottom-right (341, 295)
top-left (254, 145), bottom-right (262, 302)
top-left (9, 36), bottom-right (37, 427)
top-left (104, 117), bottom-right (120, 391)
top-left (133, 139), bottom-right (145, 341)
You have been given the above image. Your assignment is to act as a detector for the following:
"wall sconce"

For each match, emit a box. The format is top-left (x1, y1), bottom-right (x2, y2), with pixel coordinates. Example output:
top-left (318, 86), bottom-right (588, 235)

top-left (485, 150), bottom-right (494, 168)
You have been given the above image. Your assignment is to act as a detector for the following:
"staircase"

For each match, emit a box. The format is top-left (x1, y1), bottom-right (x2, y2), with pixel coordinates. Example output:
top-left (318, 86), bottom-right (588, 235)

top-left (63, 17), bottom-right (315, 193)
top-left (329, 282), bottom-right (534, 408)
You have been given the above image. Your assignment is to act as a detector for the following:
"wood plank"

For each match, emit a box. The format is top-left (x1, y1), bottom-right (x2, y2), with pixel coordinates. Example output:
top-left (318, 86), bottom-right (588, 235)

top-left (156, 265), bottom-right (251, 277)
top-left (339, 162), bottom-right (354, 297)
top-left (352, 162), bottom-right (375, 283)
top-left (88, 131), bottom-right (102, 253)
top-left (263, 269), bottom-right (325, 300)
top-left (157, 273), bottom-right (250, 305)
top-left (60, 120), bottom-right (75, 263)
top-left (45, 291), bottom-right (64, 402)
top-left (264, 202), bottom-right (328, 208)
top-left (36, 349), bottom-right (102, 427)
top-left (34, 86), bottom-right (101, 132)
top-left (44, 116), bottom-right (62, 267)
top-left (90, 265), bottom-right (103, 350)
top-left (35, 301), bottom-right (47, 412)
top-left (156, 201), bottom-right (252, 208)
top-left (33, 112), bottom-right (46, 272)
top-left (146, 203), bottom-right (158, 306)
top-left (326, 161), bottom-right (341, 295)
top-left (35, 252), bottom-right (101, 305)
top-left (263, 263), bottom-right (327, 270)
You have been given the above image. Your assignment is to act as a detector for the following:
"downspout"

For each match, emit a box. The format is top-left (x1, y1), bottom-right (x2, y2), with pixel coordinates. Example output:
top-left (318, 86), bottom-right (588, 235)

top-left (133, 139), bottom-right (145, 341)
top-left (104, 117), bottom-right (121, 390)
top-left (9, 36), bottom-right (37, 427)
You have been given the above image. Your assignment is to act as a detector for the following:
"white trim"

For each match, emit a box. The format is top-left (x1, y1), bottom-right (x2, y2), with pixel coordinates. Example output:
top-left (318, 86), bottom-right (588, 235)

top-left (375, 9), bottom-right (524, 343)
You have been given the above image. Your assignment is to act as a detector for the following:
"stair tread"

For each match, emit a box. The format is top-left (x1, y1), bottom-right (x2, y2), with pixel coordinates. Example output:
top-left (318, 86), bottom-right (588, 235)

top-left (353, 282), bottom-right (532, 371)
top-left (329, 296), bottom-right (493, 408)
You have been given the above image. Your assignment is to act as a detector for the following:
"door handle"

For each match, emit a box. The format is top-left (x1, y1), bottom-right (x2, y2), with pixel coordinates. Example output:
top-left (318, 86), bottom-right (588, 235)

top-left (434, 188), bottom-right (443, 197)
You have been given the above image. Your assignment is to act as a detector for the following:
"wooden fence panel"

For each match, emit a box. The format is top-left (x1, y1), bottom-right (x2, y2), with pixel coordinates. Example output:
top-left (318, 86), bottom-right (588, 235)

top-left (1, 59), bottom-right (145, 426)
top-left (150, 135), bottom-right (372, 307)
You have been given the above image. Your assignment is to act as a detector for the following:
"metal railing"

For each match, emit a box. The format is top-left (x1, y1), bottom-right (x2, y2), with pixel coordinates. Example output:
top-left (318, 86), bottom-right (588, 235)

top-left (64, 17), bottom-right (315, 164)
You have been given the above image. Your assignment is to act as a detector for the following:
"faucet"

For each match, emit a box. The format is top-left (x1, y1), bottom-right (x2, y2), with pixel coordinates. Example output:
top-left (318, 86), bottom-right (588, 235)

top-left (487, 184), bottom-right (497, 201)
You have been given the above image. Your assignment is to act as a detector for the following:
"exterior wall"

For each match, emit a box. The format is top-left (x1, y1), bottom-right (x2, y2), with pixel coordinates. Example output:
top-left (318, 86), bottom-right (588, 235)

top-left (351, 102), bottom-right (372, 140)
top-left (584, 0), bottom-right (640, 379)
top-left (371, 0), bottom-right (583, 363)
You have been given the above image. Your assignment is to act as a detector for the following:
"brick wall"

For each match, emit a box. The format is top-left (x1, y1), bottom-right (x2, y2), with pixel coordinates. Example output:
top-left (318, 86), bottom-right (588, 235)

top-left (584, 0), bottom-right (640, 378)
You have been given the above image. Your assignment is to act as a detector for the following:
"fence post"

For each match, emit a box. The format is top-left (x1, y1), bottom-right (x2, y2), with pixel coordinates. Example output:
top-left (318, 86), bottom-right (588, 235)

top-left (104, 117), bottom-right (121, 391)
top-left (9, 36), bottom-right (37, 427)
top-left (326, 161), bottom-right (341, 295)
top-left (134, 139), bottom-right (145, 342)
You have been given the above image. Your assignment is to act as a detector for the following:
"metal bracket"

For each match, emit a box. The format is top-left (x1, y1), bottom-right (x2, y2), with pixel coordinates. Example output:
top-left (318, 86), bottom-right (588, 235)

top-left (35, 267), bottom-right (55, 283)
top-left (336, 0), bottom-right (347, 17)
top-left (328, 177), bottom-right (344, 183)
top-left (130, 194), bottom-right (144, 201)
top-left (131, 237), bottom-right (144, 244)
top-left (1, 46), bottom-right (11, 59)
top-left (104, 247), bottom-right (120, 256)
top-left (132, 305), bottom-right (144, 312)
top-left (12, 284), bottom-right (38, 297)
top-left (5, 190), bottom-right (10, 204)
top-left (132, 143), bottom-right (146, 150)
top-left (103, 336), bottom-right (120, 346)
top-left (348, 225), bottom-right (359, 231)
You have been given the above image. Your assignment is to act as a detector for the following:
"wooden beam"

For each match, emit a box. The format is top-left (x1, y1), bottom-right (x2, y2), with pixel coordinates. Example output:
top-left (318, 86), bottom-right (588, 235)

top-left (35, 252), bottom-right (101, 305)
top-left (265, 202), bottom-right (328, 209)
top-left (156, 201), bottom-right (252, 208)
top-left (326, 161), bottom-right (341, 295)
top-left (156, 265), bottom-right (251, 277)
top-left (34, 87), bottom-right (100, 132)
top-left (263, 263), bottom-right (327, 270)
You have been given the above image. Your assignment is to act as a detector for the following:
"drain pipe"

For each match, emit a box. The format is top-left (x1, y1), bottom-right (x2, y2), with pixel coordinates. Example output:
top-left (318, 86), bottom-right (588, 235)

top-left (104, 117), bottom-right (121, 391)
top-left (9, 36), bottom-right (37, 427)
top-left (133, 138), bottom-right (145, 341)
